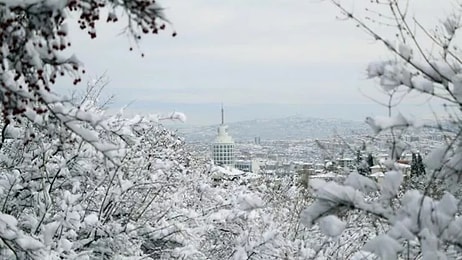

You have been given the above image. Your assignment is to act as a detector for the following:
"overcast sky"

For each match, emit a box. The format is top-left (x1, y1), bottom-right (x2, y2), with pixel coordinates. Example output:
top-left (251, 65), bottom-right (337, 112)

top-left (57, 0), bottom-right (450, 125)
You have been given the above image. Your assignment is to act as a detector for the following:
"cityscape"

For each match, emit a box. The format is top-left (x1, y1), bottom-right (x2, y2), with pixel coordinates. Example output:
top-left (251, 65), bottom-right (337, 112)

top-left (181, 106), bottom-right (452, 182)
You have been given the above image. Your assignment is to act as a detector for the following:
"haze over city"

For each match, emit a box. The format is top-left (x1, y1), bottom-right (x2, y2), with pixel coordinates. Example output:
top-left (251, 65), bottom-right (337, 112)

top-left (56, 0), bottom-right (449, 125)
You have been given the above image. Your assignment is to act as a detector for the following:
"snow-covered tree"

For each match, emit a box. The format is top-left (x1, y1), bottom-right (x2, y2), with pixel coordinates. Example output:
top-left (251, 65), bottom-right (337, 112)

top-left (0, 0), bottom-right (175, 124)
top-left (0, 79), bottom-right (343, 259)
top-left (0, 78), bottom-right (198, 258)
top-left (301, 1), bottom-right (462, 259)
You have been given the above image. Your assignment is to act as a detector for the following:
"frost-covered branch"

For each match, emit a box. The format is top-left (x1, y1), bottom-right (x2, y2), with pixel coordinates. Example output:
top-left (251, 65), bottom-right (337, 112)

top-left (0, 0), bottom-right (175, 124)
top-left (300, 1), bottom-right (462, 258)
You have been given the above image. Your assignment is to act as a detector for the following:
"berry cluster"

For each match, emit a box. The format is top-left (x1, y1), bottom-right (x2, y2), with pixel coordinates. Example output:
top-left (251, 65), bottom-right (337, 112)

top-left (0, 0), bottom-right (173, 123)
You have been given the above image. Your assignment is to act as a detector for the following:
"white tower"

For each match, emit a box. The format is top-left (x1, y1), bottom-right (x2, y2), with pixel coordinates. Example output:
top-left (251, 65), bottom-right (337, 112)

top-left (212, 105), bottom-right (235, 167)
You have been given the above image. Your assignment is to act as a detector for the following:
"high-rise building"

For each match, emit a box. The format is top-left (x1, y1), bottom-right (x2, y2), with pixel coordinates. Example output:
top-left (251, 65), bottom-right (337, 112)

top-left (212, 105), bottom-right (235, 167)
top-left (254, 136), bottom-right (261, 145)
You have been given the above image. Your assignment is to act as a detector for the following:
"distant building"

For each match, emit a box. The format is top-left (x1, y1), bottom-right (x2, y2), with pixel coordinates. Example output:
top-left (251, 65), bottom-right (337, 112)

top-left (370, 165), bottom-right (385, 175)
top-left (337, 158), bottom-right (354, 169)
top-left (254, 137), bottom-right (261, 145)
top-left (212, 105), bottom-right (235, 167)
top-left (235, 159), bottom-right (261, 174)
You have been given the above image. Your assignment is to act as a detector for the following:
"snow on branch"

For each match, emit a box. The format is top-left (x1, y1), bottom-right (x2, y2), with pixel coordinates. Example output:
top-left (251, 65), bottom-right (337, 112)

top-left (304, 1), bottom-right (462, 258)
top-left (0, 0), bottom-right (175, 124)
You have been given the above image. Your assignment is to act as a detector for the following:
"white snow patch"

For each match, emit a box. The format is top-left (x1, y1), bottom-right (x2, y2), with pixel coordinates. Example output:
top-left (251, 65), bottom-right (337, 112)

top-left (411, 75), bottom-right (434, 93)
top-left (398, 43), bottom-right (412, 60)
top-left (170, 112), bottom-right (187, 122)
top-left (424, 146), bottom-right (448, 170)
top-left (237, 194), bottom-right (264, 211)
top-left (59, 238), bottom-right (72, 252)
top-left (42, 221), bottom-right (60, 246)
top-left (363, 234), bottom-right (402, 259)
top-left (233, 247), bottom-right (248, 260)
top-left (366, 113), bottom-right (411, 134)
top-left (84, 214), bottom-right (99, 227)
top-left (344, 172), bottom-right (378, 193)
top-left (318, 215), bottom-right (346, 237)
top-left (16, 237), bottom-right (43, 250)
top-left (367, 61), bottom-right (389, 78)
top-left (380, 170), bottom-right (403, 200)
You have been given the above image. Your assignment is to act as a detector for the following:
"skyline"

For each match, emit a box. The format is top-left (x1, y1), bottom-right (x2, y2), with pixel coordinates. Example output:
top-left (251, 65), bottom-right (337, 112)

top-left (56, 0), bottom-right (449, 125)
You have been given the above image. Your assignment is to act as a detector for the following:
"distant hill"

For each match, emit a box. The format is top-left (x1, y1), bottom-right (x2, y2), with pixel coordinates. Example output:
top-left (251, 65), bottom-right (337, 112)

top-left (176, 116), bottom-right (370, 142)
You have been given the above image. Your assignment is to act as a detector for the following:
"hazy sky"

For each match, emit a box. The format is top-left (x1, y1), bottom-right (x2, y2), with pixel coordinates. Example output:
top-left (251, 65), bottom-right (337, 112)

top-left (57, 0), bottom-right (449, 125)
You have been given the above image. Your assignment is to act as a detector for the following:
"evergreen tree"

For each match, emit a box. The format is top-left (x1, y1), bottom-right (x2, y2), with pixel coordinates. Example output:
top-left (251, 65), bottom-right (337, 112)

top-left (417, 153), bottom-right (426, 176)
top-left (357, 151), bottom-right (372, 175)
top-left (356, 150), bottom-right (362, 164)
top-left (366, 153), bottom-right (374, 168)
top-left (411, 153), bottom-right (418, 176)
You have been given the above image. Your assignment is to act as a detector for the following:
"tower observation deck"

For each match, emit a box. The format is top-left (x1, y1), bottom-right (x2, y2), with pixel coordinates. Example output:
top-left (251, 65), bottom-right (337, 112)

top-left (212, 105), bottom-right (235, 167)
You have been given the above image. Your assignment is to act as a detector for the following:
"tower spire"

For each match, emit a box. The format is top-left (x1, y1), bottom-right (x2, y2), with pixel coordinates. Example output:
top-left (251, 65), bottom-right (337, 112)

top-left (221, 103), bottom-right (224, 125)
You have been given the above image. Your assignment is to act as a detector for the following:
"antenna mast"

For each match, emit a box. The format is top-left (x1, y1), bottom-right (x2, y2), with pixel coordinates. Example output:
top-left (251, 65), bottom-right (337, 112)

top-left (221, 103), bottom-right (224, 125)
